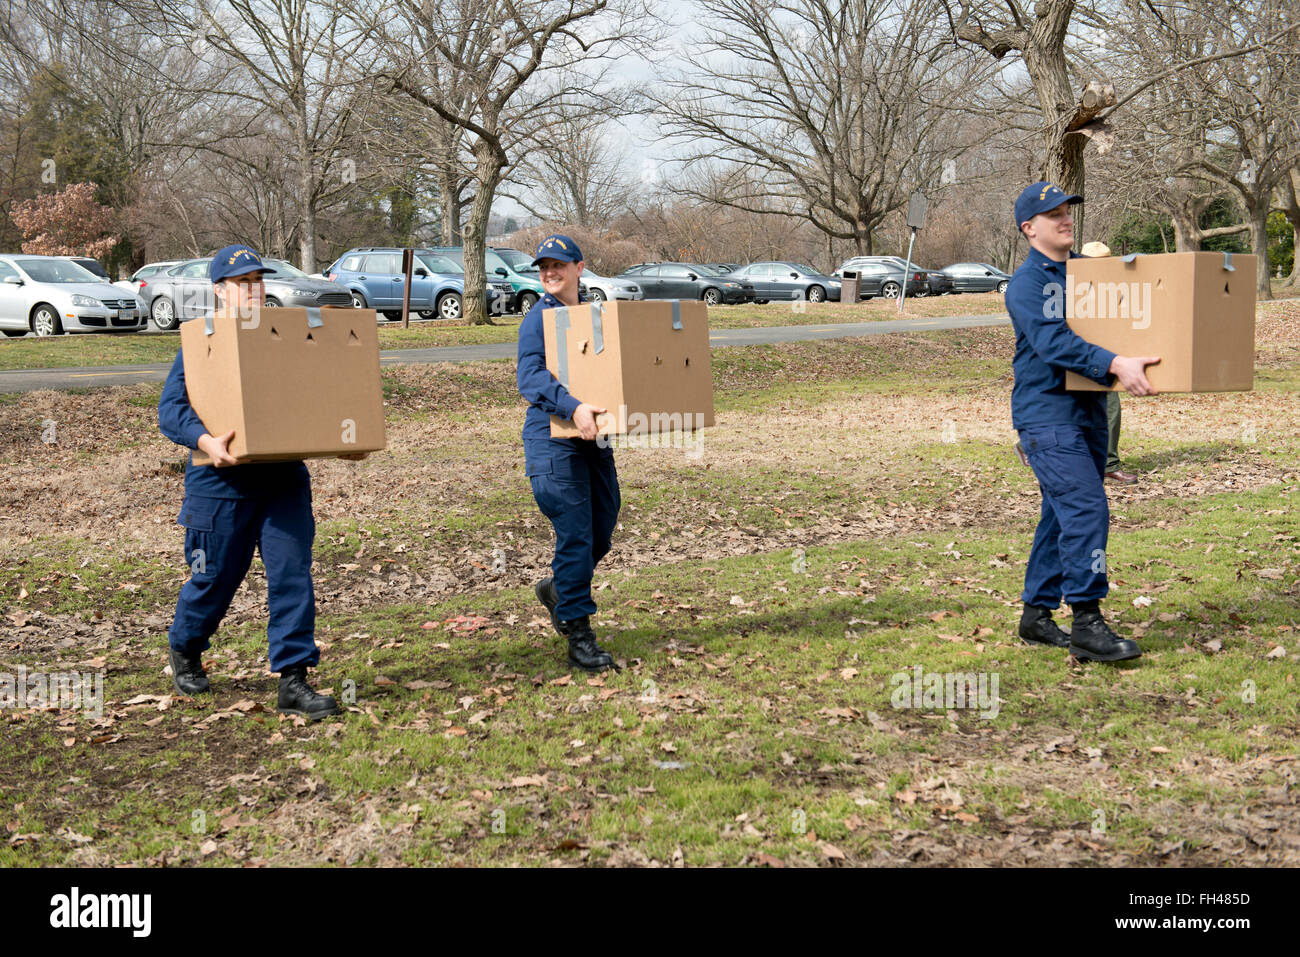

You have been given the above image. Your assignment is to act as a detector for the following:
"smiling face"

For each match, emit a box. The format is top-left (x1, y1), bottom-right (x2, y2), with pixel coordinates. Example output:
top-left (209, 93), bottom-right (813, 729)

top-left (536, 257), bottom-right (583, 305)
top-left (1021, 202), bottom-right (1076, 260)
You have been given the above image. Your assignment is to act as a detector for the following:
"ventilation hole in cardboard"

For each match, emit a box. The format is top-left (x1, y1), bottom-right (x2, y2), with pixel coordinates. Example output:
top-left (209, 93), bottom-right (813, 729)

top-left (684, 357), bottom-right (690, 367)
top-left (305, 331), bottom-right (316, 343)
top-left (1156, 278), bottom-right (1164, 289)
top-left (206, 345), bottom-right (212, 358)
top-left (269, 326), bottom-right (280, 339)
top-left (1224, 282), bottom-right (1230, 294)
top-left (654, 356), bottom-right (663, 365)
top-left (1117, 287), bottom-right (1126, 306)
top-left (348, 329), bottom-right (360, 344)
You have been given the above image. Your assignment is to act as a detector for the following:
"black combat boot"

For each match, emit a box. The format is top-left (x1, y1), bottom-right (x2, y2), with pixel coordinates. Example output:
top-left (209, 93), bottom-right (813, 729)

top-left (277, 665), bottom-right (342, 720)
top-left (169, 646), bottom-right (211, 695)
top-left (1068, 602), bottom-right (1141, 662)
top-left (558, 616), bottom-right (617, 672)
top-left (535, 577), bottom-right (562, 634)
top-left (1019, 605), bottom-right (1071, 648)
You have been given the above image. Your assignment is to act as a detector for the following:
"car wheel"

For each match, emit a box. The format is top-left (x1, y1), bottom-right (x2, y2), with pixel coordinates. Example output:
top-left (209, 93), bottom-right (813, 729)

top-left (350, 290), bottom-right (368, 309)
top-left (381, 311), bottom-right (402, 322)
top-left (881, 281), bottom-right (901, 299)
top-left (702, 288), bottom-right (722, 305)
top-left (589, 287), bottom-right (606, 301)
top-left (996, 280), bottom-right (1009, 294)
top-left (915, 288), bottom-right (930, 297)
top-left (518, 291), bottom-right (538, 312)
top-left (437, 292), bottom-right (462, 321)
top-left (151, 296), bottom-right (178, 331)
top-left (806, 285), bottom-right (826, 303)
top-left (32, 304), bottom-right (63, 337)
top-left (264, 296), bottom-right (282, 308)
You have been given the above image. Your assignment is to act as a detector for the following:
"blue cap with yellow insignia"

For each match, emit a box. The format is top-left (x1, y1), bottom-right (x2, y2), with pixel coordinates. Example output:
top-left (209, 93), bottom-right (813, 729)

top-left (531, 233), bottom-right (583, 266)
top-left (1014, 181), bottom-right (1083, 231)
top-left (209, 244), bottom-right (267, 283)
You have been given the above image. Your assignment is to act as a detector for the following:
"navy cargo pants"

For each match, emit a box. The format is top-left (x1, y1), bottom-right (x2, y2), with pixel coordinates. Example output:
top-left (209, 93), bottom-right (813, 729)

top-left (1018, 424), bottom-right (1110, 608)
top-left (525, 437), bottom-right (620, 621)
top-left (167, 486), bottom-right (318, 673)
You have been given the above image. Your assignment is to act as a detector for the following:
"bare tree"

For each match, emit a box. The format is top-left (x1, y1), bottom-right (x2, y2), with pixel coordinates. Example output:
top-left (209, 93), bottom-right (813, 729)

top-left (657, 0), bottom-right (982, 255)
top-left (362, 0), bottom-right (655, 323)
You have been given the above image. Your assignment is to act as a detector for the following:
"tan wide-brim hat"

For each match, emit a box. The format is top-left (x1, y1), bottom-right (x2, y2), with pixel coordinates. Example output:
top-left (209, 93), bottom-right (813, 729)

top-left (1081, 241), bottom-right (1112, 257)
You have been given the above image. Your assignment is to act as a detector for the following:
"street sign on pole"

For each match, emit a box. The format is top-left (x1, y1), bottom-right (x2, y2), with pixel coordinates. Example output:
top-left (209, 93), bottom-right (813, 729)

top-left (899, 192), bottom-right (926, 313)
top-left (906, 191), bottom-right (928, 231)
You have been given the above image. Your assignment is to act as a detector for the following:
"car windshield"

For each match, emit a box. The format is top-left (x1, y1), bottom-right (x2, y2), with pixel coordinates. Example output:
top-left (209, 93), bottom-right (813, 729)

top-left (495, 248), bottom-right (539, 274)
top-left (15, 258), bottom-right (101, 283)
top-left (263, 259), bottom-right (309, 278)
top-left (693, 264), bottom-right (727, 276)
top-left (417, 254), bottom-right (463, 274)
top-left (787, 264), bottom-right (819, 276)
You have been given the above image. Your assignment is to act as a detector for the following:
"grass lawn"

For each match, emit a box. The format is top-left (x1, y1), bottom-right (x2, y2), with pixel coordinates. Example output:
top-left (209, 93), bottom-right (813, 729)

top-left (0, 320), bottom-right (1298, 866)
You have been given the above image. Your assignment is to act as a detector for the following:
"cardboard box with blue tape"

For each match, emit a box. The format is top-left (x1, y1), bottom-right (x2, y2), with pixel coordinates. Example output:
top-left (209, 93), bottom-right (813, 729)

top-left (543, 300), bottom-right (715, 438)
top-left (1064, 251), bottom-right (1255, 393)
top-left (182, 306), bottom-right (387, 464)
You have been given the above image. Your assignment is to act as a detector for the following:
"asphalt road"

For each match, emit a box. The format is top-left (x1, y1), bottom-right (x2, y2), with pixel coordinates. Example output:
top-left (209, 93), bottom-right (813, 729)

top-left (0, 313), bottom-right (1011, 393)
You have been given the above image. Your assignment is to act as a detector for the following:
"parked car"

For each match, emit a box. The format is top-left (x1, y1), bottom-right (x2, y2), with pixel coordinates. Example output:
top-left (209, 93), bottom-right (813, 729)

top-left (114, 260), bottom-right (182, 313)
top-left (943, 262), bottom-right (1012, 294)
top-left (580, 268), bottom-right (643, 302)
top-left (412, 249), bottom-right (511, 316)
top-left (835, 257), bottom-right (928, 299)
top-left (616, 262), bottom-right (755, 305)
top-left (727, 261), bottom-right (843, 303)
top-left (422, 246), bottom-right (535, 314)
top-left (143, 257), bottom-right (355, 330)
top-left (860, 256), bottom-right (954, 296)
top-left (324, 248), bottom-right (466, 322)
top-left (0, 254), bottom-right (144, 336)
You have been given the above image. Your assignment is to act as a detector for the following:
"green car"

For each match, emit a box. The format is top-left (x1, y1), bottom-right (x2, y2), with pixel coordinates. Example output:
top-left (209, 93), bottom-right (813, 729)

top-left (428, 246), bottom-right (547, 314)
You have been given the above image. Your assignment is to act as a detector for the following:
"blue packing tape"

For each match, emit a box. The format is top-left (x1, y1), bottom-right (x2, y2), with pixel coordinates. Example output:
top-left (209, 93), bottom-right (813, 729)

top-left (590, 303), bottom-right (604, 354)
top-left (553, 306), bottom-right (571, 388)
top-left (305, 307), bottom-right (323, 327)
top-left (1223, 252), bottom-right (1235, 272)
top-left (671, 300), bottom-right (682, 330)
top-left (1120, 253), bottom-right (1138, 264)
top-left (204, 313), bottom-right (214, 336)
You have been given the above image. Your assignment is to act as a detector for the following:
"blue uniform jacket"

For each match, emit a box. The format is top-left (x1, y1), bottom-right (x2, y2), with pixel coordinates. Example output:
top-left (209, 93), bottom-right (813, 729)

top-left (158, 349), bottom-right (309, 498)
top-left (516, 291), bottom-right (585, 442)
top-left (1007, 248), bottom-right (1116, 431)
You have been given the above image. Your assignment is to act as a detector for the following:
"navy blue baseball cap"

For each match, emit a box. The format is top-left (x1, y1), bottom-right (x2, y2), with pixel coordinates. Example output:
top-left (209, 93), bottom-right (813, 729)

top-left (1014, 182), bottom-right (1083, 230)
top-left (531, 234), bottom-right (583, 266)
top-left (210, 244), bottom-right (267, 282)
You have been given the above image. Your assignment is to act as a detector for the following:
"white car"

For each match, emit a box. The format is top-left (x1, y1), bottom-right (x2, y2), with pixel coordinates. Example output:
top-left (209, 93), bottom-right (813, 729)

top-left (581, 269), bottom-right (643, 301)
top-left (0, 255), bottom-right (145, 336)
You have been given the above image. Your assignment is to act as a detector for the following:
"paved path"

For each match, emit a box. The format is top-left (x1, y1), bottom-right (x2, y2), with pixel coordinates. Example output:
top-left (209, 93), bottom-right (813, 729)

top-left (0, 313), bottom-right (1012, 393)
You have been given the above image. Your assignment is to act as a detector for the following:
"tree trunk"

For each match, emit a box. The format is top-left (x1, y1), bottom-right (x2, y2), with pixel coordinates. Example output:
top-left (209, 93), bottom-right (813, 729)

top-left (1171, 206), bottom-right (1200, 252)
top-left (1280, 168), bottom-right (1300, 288)
top-left (295, 117), bottom-right (317, 273)
top-left (463, 144), bottom-right (504, 325)
top-left (1020, 1), bottom-right (1082, 244)
top-left (1248, 198), bottom-right (1272, 300)
top-left (438, 165), bottom-right (462, 246)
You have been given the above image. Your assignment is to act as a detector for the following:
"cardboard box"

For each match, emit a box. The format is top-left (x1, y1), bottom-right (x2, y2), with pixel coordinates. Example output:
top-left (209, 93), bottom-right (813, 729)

top-left (543, 300), bottom-right (714, 438)
top-left (1063, 251), bottom-right (1255, 392)
top-left (181, 306), bottom-right (386, 464)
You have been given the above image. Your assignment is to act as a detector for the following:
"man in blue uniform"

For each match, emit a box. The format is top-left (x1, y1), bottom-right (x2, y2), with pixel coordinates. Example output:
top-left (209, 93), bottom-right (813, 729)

top-left (1007, 183), bottom-right (1160, 662)
top-left (158, 244), bottom-right (343, 718)
top-left (516, 234), bottom-right (619, 672)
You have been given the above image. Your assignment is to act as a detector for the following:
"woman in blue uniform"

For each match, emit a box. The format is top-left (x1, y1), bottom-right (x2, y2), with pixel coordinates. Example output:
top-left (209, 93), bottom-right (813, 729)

top-left (515, 234), bottom-right (620, 672)
top-left (158, 244), bottom-right (348, 718)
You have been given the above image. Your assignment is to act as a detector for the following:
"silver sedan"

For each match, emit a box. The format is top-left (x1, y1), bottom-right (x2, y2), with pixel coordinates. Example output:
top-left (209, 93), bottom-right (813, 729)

top-left (0, 255), bottom-right (145, 336)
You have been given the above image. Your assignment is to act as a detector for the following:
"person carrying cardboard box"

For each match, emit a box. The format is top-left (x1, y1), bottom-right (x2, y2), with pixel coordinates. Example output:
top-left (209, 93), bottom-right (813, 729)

top-left (516, 234), bottom-right (620, 672)
top-left (1007, 184), bottom-right (1159, 662)
top-left (158, 244), bottom-right (359, 718)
